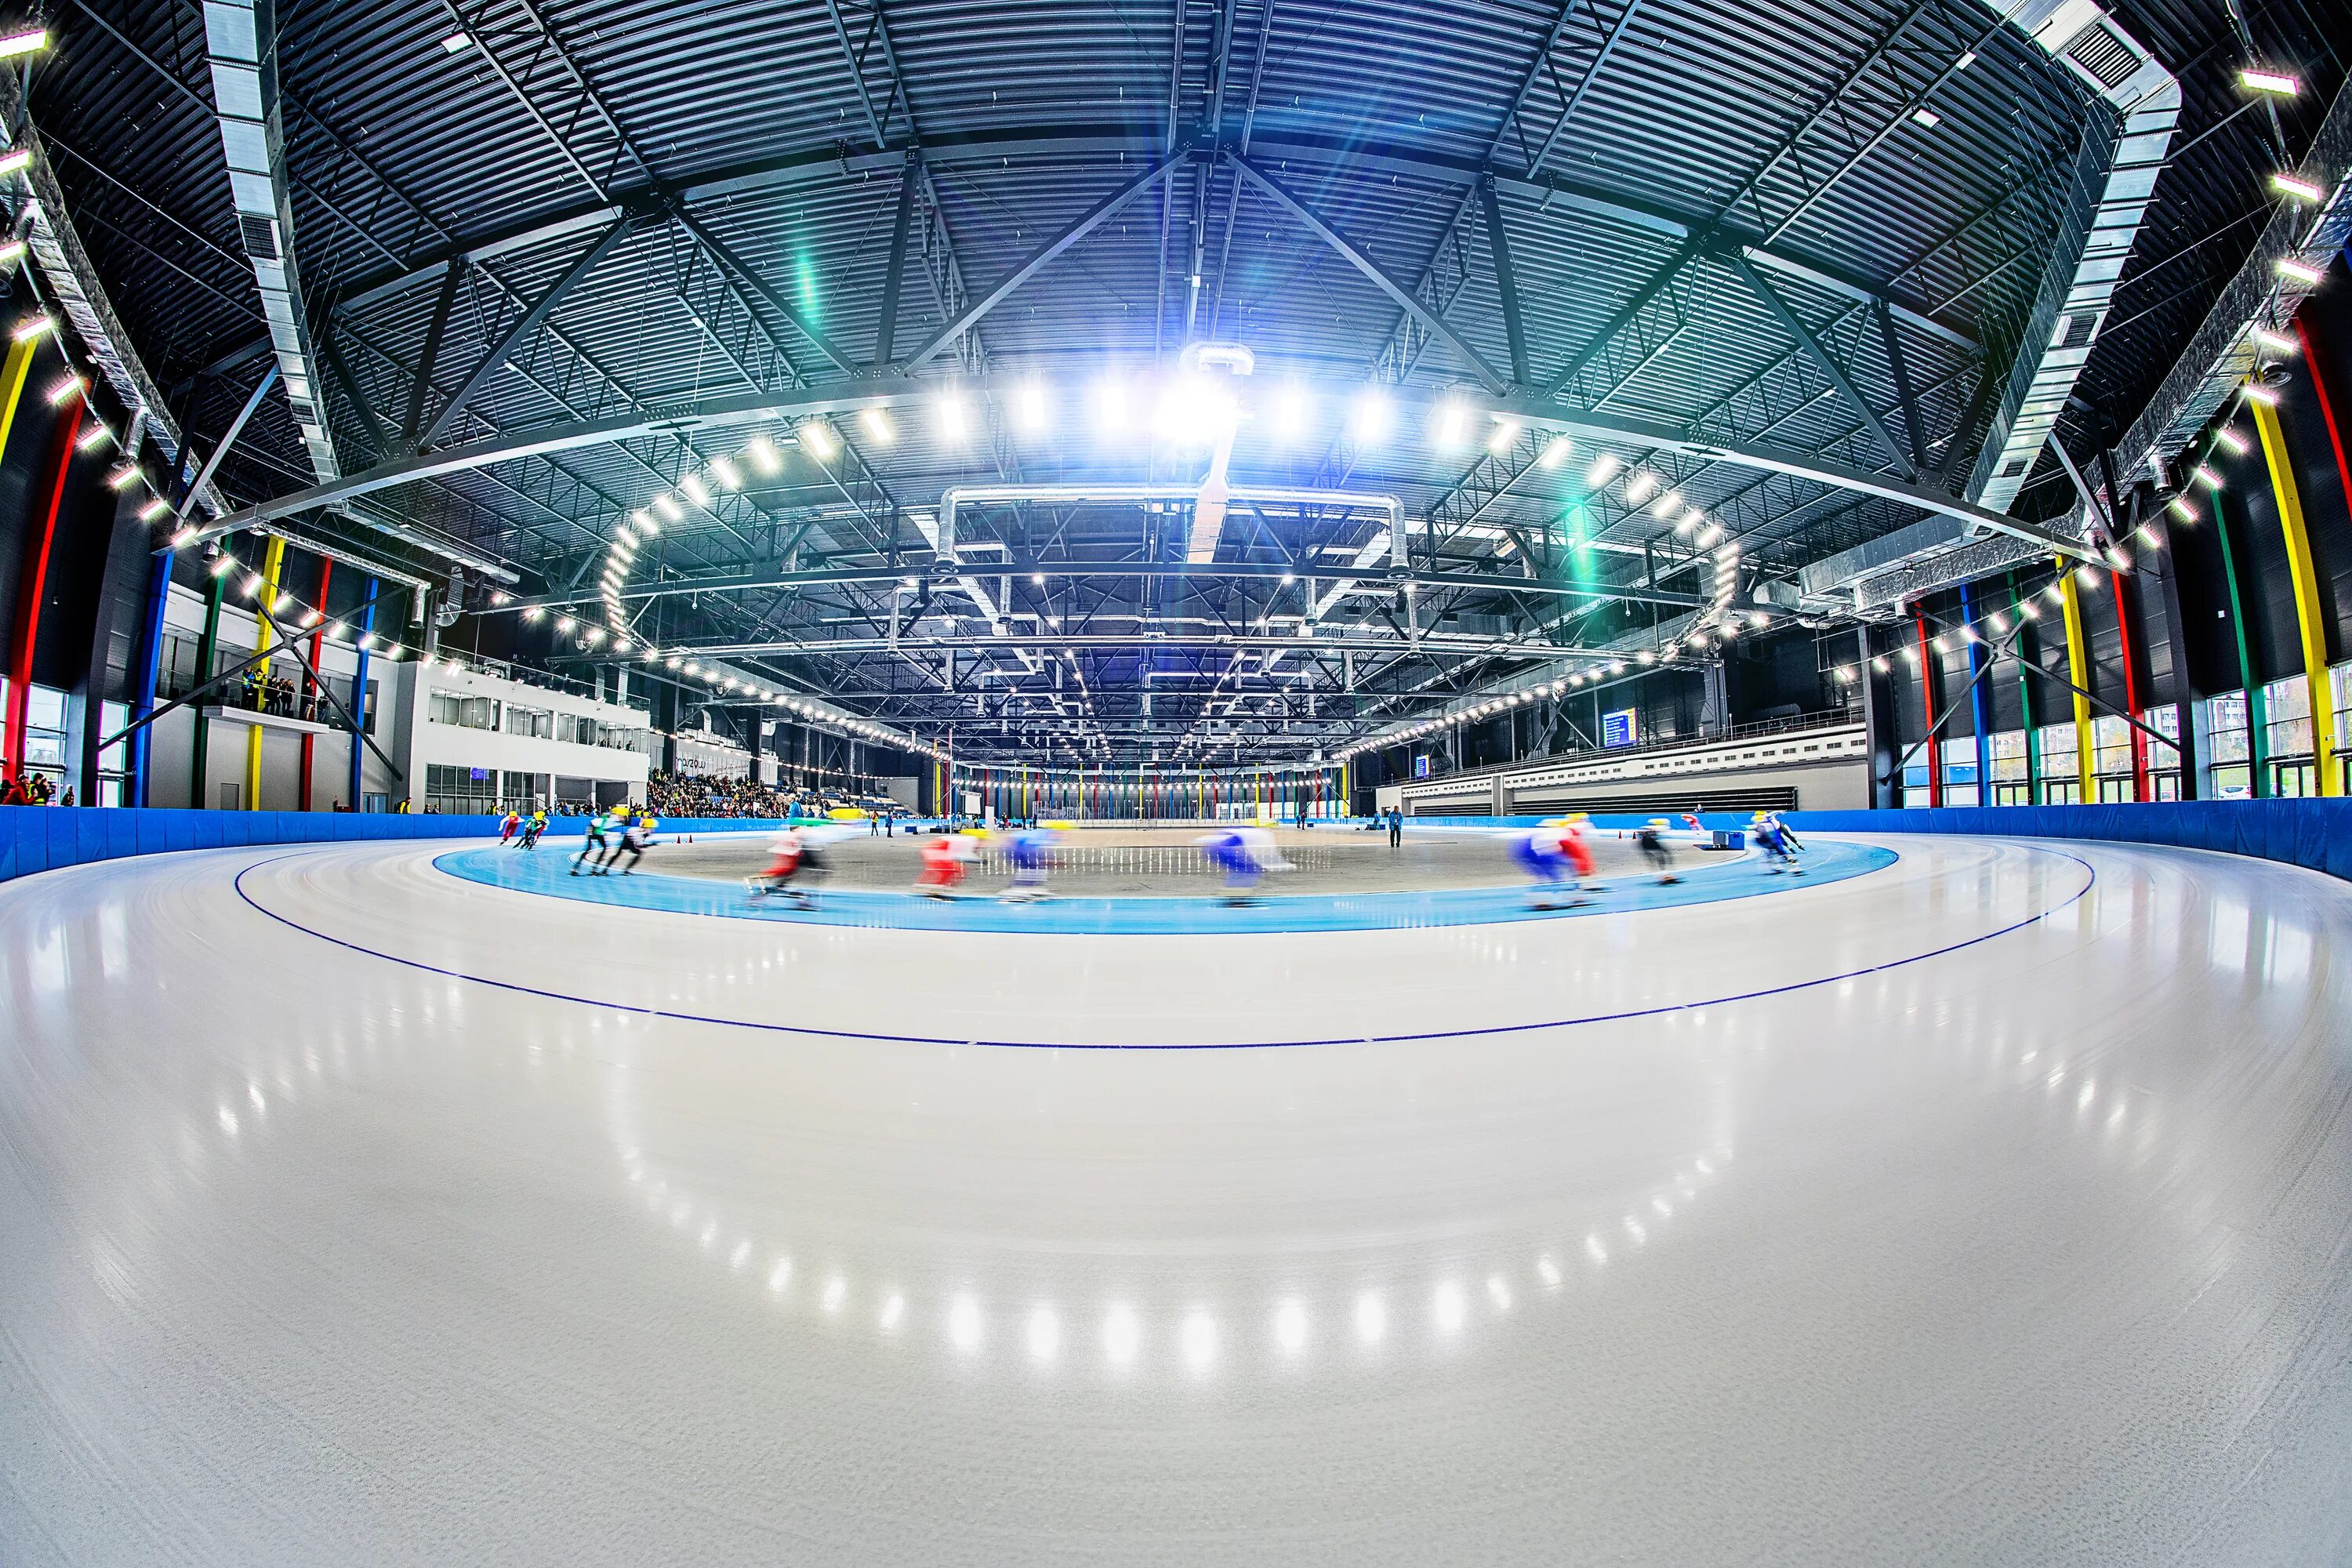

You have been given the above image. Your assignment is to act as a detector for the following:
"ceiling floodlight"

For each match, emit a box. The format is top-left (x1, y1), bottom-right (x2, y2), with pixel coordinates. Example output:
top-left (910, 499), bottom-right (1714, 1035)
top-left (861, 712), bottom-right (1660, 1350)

top-left (2252, 327), bottom-right (2299, 354)
top-left (679, 473), bottom-right (711, 507)
top-left (138, 498), bottom-right (172, 522)
top-left (108, 464), bottom-right (143, 490)
top-left (2271, 172), bottom-right (2324, 202)
top-left (1697, 523), bottom-right (1724, 548)
top-left (2275, 257), bottom-right (2325, 285)
top-left (708, 455), bottom-right (742, 491)
top-left (1348, 387), bottom-right (1392, 447)
top-left (2240, 67), bottom-right (2299, 96)
top-left (2213, 426), bottom-right (2248, 456)
top-left (1432, 398), bottom-right (1471, 448)
top-left (1271, 382), bottom-right (1309, 443)
top-left (2242, 382), bottom-right (2280, 406)
top-left (521, 606), bottom-right (543, 622)
top-left (0, 240), bottom-right (23, 269)
top-left (2192, 466), bottom-right (2223, 490)
top-left (1911, 107), bottom-right (1941, 128)
top-left (2169, 495), bottom-right (2198, 521)
top-left (47, 372), bottom-right (84, 405)
top-left (1650, 489), bottom-right (1682, 518)
top-left (1624, 470), bottom-right (1658, 504)
top-left (862, 405), bottom-right (896, 445)
top-left (555, 615), bottom-right (575, 633)
top-left (1538, 435), bottom-right (1573, 470)
top-left (12, 314), bottom-right (53, 343)
top-left (798, 419), bottom-right (839, 459)
top-left (652, 494), bottom-right (683, 522)
top-left (441, 30), bottom-right (474, 54)
top-left (0, 147), bottom-right (31, 178)
top-left (170, 526), bottom-right (198, 549)
top-left (1487, 418), bottom-right (1520, 455)
top-left (1586, 452), bottom-right (1621, 487)
top-left (78, 423), bottom-right (114, 452)
top-left (1094, 376), bottom-right (1131, 436)
top-left (745, 436), bottom-right (782, 476)
top-left (0, 27), bottom-right (49, 57)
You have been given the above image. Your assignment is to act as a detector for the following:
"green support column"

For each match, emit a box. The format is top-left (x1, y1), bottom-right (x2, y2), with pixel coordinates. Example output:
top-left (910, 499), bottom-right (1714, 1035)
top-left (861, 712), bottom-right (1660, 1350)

top-left (190, 566), bottom-right (226, 808)
top-left (2211, 491), bottom-right (2268, 796)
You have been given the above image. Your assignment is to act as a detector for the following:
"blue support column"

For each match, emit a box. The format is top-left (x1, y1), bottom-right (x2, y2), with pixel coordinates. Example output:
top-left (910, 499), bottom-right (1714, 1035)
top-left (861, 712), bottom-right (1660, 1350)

top-left (128, 548), bottom-right (172, 806)
top-left (347, 578), bottom-right (377, 810)
top-left (1960, 582), bottom-right (1992, 804)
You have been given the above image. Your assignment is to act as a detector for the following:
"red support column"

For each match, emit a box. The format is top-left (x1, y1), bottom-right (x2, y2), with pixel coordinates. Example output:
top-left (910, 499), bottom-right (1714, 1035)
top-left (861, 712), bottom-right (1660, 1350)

top-left (298, 557), bottom-right (332, 811)
top-left (4, 403), bottom-right (85, 784)
top-left (2110, 567), bottom-right (2146, 800)
top-left (1913, 611), bottom-right (1940, 806)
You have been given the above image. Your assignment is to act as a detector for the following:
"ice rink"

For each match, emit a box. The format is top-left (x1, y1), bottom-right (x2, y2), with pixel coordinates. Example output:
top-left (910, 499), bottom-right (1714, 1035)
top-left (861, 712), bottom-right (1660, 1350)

top-left (5, 833), bottom-right (2352, 1564)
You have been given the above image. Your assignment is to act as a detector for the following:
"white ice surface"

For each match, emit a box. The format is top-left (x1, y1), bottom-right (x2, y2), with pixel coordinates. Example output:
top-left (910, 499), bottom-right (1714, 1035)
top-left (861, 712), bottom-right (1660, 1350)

top-left (2, 835), bottom-right (2350, 1565)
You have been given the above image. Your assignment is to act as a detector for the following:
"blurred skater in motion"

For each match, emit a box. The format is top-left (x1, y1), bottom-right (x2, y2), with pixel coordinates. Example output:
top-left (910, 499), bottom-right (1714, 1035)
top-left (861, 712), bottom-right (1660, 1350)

top-left (571, 804), bottom-right (620, 876)
top-left (1198, 824), bottom-right (1291, 906)
top-left (1752, 811), bottom-right (1804, 875)
top-left (499, 809), bottom-right (521, 846)
top-left (1513, 820), bottom-right (1581, 910)
top-left (1680, 805), bottom-right (1710, 847)
top-left (519, 808), bottom-right (549, 850)
top-left (600, 811), bottom-right (656, 874)
top-left (999, 822), bottom-right (1062, 902)
top-left (915, 829), bottom-right (979, 899)
top-left (748, 826), bottom-right (820, 907)
top-left (1635, 818), bottom-right (1681, 885)
top-left (1515, 814), bottom-right (1600, 909)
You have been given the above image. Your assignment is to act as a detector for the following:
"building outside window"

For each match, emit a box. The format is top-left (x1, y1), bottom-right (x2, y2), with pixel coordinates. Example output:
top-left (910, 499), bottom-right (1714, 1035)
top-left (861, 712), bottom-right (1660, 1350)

top-left (504, 704), bottom-right (552, 739)
top-left (2263, 675), bottom-right (2314, 797)
top-left (1939, 735), bottom-right (1980, 807)
top-left (2091, 715), bottom-right (2137, 801)
top-left (2139, 707), bottom-right (2181, 800)
top-left (2206, 691), bottom-right (2251, 797)
top-left (2036, 722), bottom-right (2079, 804)
top-left (1988, 730), bottom-right (2031, 804)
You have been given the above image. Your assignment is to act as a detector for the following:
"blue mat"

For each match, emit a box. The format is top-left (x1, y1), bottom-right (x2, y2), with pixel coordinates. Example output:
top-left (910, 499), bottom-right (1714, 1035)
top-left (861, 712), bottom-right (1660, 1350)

top-left (431, 837), bottom-right (1898, 935)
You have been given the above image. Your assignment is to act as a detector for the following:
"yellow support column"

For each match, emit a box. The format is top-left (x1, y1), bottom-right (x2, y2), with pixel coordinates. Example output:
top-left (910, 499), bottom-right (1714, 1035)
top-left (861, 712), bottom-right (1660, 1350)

top-left (245, 535), bottom-right (286, 810)
top-left (2252, 398), bottom-right (2340, 795)
top-left (2059, 564), bottom-right (2094, 801)
top-left (0, 337), bottom-right (38, 466)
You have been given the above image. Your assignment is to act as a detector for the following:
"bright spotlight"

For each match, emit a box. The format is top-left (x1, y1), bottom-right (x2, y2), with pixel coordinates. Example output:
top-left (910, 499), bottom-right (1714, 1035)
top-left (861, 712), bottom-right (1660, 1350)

top-left (1348, 387), bottom-right (1392, 447)
top-left (1272, 382), bottom-right (1310, 442)
top-left (1016, 380), bottom-right (1051, 434)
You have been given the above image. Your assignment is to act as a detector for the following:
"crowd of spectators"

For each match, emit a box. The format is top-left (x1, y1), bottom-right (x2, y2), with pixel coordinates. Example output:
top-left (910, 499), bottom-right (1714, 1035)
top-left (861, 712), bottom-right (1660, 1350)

top-left (645, 771), bottom-right (803, 818)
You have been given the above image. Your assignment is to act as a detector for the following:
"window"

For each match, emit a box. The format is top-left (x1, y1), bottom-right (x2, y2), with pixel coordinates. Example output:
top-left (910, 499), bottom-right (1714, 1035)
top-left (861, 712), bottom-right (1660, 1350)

top-left (555, 712), bottom-right (601, 746)
top-left (504, 704), bottom-right (552, 739)
top-left (158, 631), bottom-right (203, 701)
top-left (2205, 691), bottom-right (2251, 797)
top-left (1939, 736), bottom-right (1980, 807)
top-left (503, 771), bottom-right (545, 811)
top-left (22, 684), bottom-right (67, 779)
top-left (2037, 722), bottom-right (2079, 804)
top-left (2263, 674), bottom-right (2312, 764)
top-left (423, 763), bottom-right (499, 815)
top-left (428, 691), bottom-right (499, 730)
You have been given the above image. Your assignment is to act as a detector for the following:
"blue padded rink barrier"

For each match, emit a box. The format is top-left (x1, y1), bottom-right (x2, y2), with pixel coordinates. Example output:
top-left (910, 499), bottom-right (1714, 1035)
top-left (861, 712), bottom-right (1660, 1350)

top-left (9, 798), bottom-right (2352, 1561)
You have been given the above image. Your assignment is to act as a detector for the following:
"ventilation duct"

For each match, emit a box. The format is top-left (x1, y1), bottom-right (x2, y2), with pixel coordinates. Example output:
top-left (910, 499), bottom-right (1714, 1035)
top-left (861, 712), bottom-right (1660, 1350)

top-left (202, 0), bottom-right (339, 484)
top-left (1968, 0), bottom-right (2180, 514)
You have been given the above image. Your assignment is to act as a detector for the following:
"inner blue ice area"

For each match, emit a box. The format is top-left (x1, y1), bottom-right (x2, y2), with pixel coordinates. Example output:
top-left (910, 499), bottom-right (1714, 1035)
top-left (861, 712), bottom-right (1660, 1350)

top-left (431, 837), bottom-right (1899, 935)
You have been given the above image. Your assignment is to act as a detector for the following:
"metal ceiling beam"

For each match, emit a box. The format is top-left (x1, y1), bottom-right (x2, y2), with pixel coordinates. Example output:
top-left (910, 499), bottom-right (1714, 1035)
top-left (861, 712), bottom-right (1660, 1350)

top-left (419, 216), bottom-right (636, 447)
top-left (1478, 174), bottom-right (1531, 387)
top-left (1726, 252), bottom-right (1918, 479)
top-left (183, 373), bottom-right (2099, 561)
top-left (1227, 151), bottom-right (1511, 395)
top-left (185, 126), bottom-right (1981, 384)
top-left (517, 558), bottom-right (1701, 612)
top-left (898, 155), bottom-right (1185, 368)
top-left (673, 209), bottom-right (858, 373)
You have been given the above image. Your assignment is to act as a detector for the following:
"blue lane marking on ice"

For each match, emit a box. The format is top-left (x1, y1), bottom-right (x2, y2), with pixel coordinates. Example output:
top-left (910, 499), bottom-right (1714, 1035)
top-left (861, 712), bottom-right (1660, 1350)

top-left (227, 844), bottom-right (2096, 1050)
top-left (427, 837), bottom-right (1900, 935)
